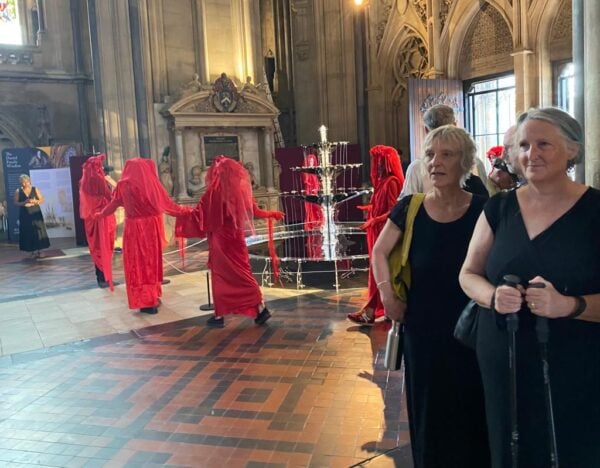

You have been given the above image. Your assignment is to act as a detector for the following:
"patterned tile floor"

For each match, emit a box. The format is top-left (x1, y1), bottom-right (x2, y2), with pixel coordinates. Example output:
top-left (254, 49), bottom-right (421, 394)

top-left (0, 239), bottom-right (412, 467)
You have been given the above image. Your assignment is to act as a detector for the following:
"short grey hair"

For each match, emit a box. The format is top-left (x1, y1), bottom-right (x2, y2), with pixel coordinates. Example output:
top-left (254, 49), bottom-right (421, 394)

top-left (516, 107), bottom-right (584, 169)
top-left (423, 104), bottom-right (456, 131)
top-left (422, 125), bottom-right (476, 187)
top-left (19, 174), bottom-right (30, 183)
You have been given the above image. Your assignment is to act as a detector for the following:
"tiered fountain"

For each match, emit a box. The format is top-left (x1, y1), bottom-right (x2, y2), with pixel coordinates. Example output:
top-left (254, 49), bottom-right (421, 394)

top-left (247, 125), bottom-right (370, 290)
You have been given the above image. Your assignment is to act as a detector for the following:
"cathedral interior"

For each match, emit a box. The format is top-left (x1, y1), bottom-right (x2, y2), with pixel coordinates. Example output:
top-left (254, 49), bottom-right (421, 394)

top-left (0, 1), bottom-right (598, 467)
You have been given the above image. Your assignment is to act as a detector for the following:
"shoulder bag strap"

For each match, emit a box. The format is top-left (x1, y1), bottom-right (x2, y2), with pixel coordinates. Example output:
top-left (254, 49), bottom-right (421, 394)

top-left (399, 192), bottom-right (425, 266)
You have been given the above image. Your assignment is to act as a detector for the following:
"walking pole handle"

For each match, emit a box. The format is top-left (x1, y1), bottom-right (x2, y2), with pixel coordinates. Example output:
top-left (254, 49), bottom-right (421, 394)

top-left (529, 282), bottom-right (549, 344)
top-left (502, 275), bottom-right (522, 332)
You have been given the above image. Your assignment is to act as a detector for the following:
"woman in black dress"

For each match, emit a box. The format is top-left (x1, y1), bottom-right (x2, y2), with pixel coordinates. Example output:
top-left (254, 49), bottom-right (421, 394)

top-left (460, 107), bottom-right (600, 467)
top-left (13, 174), bottom-right (50, 258)
top-left (372, 125), bottom-right (490, 467)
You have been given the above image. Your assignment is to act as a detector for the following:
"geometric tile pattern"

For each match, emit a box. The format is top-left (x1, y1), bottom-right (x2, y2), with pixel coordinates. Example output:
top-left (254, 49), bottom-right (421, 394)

top-left (0, 291), bottom-right (412, 467)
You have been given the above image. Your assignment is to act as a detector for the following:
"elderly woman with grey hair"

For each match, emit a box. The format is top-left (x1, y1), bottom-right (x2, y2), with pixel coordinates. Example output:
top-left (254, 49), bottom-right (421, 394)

top-left (460, 107), bottom-right (600, 467)
top-left (372, 125), bottom-right (489, 467)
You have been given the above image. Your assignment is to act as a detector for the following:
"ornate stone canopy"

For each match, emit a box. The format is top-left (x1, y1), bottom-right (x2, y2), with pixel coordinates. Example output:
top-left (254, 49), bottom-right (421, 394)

top-left (160, 76), bottom-right (281, 205)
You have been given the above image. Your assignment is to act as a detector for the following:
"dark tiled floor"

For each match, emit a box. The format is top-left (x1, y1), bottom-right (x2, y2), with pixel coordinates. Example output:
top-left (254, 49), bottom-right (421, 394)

top-left (0, 291), bottom-right (411, 467)
top-left (0, 237), bottom-right (411, 466)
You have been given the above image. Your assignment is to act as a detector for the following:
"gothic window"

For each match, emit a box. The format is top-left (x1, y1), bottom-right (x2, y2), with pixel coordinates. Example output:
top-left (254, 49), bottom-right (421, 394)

top-left (465, 74), bottom-right (515, 162)
top-left (0, 0), bottom-right (39, 46)
top-left (0, 0), bottom-right (20, 44)
top-left (554, 61), bottom-right (574, 116)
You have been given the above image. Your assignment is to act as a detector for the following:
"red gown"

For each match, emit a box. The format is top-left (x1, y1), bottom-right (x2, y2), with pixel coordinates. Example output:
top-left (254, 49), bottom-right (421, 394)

top-left (175, 155), bottom-right (284, 318)
top-left (79, 154), bottom-right (116, 287)
top-left (359, 145), bottom-right (405, 318)
top-left (99, 158), bottom-right (190, 309)
top-left (302, 153), bottom-right (323, 231)
top-left (207, 203), bottom-right (280, 318)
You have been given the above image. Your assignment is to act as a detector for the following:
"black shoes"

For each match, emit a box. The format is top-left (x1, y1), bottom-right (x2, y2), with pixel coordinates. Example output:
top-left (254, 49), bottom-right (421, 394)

top-left (140, 306), bottom-right (158, 314)
top-left (161, 279), bottom-right (171, 285)
top-left (98, 281), bottom-right (110, 289)
top-left (206, 315), bottom-right (225, 327)
top-left (255, 307), bottom-right (272, 325)
top-left (205, 308), bottom-right (271, 327)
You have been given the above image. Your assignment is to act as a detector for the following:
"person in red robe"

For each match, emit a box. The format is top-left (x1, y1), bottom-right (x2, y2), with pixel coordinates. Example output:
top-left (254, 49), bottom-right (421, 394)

top-left (79, 154), bottom-right (117, 289)
top-left (302, 153), bottom-right (323, 230)
top-left (347, 145), bottom-right (405, 324)
top-left (302, 153), bottom-right (324, 258)
top-left (176, 155), bottom-right (284, 327)
top-left (96, 157), bottom-right (191, 314)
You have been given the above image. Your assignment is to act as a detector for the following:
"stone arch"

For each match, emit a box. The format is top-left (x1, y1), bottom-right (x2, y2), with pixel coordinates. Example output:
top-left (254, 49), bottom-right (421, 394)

top-left (455, 3), bottom-right (513, 80)
top-left (0, 114), bottom-right (35, 203)
top-left (536, 0), bottom-right (572, 106)
top-left (389, 28), bottom-right (429, 106)
top-left (0, 114), bottom-right (34, 148)
top-left (446, 1), bottom-right (513, 79)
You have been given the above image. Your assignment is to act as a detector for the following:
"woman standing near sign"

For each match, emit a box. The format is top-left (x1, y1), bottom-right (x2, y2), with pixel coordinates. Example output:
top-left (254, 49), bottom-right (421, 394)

top-left (13, 174), bottom-right (50, 258)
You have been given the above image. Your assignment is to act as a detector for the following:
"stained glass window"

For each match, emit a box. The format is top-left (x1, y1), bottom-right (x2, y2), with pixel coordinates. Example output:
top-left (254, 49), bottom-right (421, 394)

top-left (0, 0), bottom-right (22, 45)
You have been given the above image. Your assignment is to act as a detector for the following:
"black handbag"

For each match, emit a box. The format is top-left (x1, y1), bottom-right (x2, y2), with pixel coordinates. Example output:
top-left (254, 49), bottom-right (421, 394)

top-left (25, 204), bottom-right (42, 215)
top-left (453, 300), bottom-right (479, 349)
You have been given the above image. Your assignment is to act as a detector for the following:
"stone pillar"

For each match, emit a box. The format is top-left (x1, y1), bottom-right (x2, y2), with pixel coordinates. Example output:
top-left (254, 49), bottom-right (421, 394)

top-left (263, 128), bottom-right (274, 190)
top-left (511, 49), bottom-right (536, 112)
top-left (573, 0), bottom-right (585, 182)
top-left (175, 129), bottom-right (191, 200)
top-left (87, 0), bottom-right (140, 171)
top-left (584, 0), bottom-right (600, 188)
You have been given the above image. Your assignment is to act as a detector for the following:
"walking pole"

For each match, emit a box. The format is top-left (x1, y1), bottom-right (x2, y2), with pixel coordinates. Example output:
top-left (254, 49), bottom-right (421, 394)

top-left (503, 274), bottom-right (522, 468)
top-left (199, 271), bottom-right (214, 311)
top-left (530, 282), bottom-right (559, 468)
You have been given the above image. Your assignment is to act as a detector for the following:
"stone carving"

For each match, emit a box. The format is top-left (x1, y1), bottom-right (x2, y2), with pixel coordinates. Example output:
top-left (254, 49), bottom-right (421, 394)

top-left (550, 0), bottom-right (572, 42)
top-left (392, 33), bottom-right (429, 105)
top-left (0, 51), bottom-right (33, 65)
top-left (295, 41), bottom-right (309, 61)
top-left (412, 0), bottom-right (427, 27)
top-left (159, 147), bottom-right (174, 196)
top-left (461, 4), bottom-right (512, 64)
top-left (176, 73), bottom-right (212, 100)
top-left (244, 161), bottom-right (259, 189)
top-left (36, 105), bottom-right (53, 146)
top-left (419, 93), bottom-right (461, 114)
top-left (440, 0), bottom-right (454, 31)
top-left (187, 164), bottom-right (206, 197)
top-left (376, 0), bottom-right (394, 52)
top-left (211, 73), bottom-right (240, 113)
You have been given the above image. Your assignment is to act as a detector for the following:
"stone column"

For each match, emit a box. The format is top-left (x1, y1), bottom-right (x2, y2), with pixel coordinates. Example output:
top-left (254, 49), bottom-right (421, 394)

top-left (263, 128), bottom-right (275, 190)
top-left (573, 0), bottom-right (585, 182)
top-left (584, 0), bottom-right (600, 188)
top-left (175, 129), bottom-right (191, 200)
top-left (511, 49), bottom-right (536, 112)
top-left (87, 0), bottom-right (140, 171)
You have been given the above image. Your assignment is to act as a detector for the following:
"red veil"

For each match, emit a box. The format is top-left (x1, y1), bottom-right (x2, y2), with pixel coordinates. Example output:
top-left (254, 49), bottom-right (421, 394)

top-left (203, 156), bottom-right (255, 234)
top-left (369, 145), bottom-right (405, 189)
top-left (79, 154), bottom-right (116, 289)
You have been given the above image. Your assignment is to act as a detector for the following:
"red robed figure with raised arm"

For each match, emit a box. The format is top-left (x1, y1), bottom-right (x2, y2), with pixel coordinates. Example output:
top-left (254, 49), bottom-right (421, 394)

top-left (176, 155), bottom-right (284, 326)
top-left (98, 158), bottom-right (191, 313)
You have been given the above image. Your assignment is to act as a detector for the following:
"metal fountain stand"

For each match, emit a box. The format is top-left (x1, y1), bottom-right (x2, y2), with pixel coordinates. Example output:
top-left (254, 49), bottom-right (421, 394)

top-left (247, 125), bottom-right (370, 292)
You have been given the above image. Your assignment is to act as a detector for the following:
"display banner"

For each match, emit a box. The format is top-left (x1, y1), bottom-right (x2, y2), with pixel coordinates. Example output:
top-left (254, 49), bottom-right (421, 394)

top-left (2, 145), bottom-right (82, 241)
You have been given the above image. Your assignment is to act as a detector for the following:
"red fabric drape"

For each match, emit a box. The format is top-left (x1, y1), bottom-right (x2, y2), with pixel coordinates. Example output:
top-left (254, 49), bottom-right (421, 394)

top-left (79, 154), bottom-right (116, 288)
top-left (99, 158), bottom-right (191, 309)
